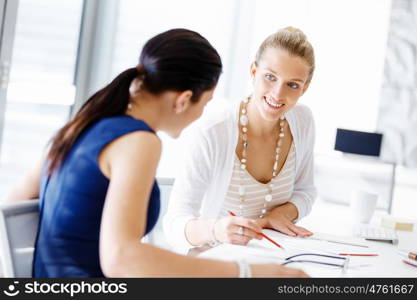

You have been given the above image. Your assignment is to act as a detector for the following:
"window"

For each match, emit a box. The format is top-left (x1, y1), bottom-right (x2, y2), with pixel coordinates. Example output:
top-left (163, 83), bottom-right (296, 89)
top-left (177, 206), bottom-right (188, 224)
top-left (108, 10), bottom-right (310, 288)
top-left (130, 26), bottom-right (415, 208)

top-left (0, 0), bottom-right (83, 195)
top-left (111, 0), bottom-right (237, 178)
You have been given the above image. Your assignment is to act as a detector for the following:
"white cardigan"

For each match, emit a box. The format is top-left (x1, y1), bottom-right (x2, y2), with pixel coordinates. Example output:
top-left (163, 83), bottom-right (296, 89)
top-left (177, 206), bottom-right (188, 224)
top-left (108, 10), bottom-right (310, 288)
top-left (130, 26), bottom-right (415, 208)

top-left (162, 101), bottom-right (317, 253)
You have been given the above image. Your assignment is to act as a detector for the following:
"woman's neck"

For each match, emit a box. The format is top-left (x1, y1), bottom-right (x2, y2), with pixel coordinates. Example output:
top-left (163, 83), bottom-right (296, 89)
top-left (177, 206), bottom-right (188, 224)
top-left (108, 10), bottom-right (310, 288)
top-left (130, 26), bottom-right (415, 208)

top-left (246, 100), bottom-right (278, 138)
top-left (126, 92), bottom-right (164, 132)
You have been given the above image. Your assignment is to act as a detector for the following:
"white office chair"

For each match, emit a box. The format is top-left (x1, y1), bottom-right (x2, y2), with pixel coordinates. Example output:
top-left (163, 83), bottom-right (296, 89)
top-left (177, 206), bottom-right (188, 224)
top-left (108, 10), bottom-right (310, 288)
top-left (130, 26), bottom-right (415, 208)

top-left (144, 177), bottom-right (174, 249)
top-left (0, 199), bottom-right (39, 277)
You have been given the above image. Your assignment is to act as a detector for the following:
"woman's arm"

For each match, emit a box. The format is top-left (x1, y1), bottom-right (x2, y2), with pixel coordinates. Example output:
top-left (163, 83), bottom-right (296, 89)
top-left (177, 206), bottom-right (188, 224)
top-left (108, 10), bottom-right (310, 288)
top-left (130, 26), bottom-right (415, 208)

top-left (288, 105), bottom-right (316, 219)
top-left (2, 156), bottom-right (44, 202)
top-left (98, 130), bottom-right (307, 277)
top-left (99, 130), bottom-right (238, 276)
top-left (162, 126), bottom-right (215, 249)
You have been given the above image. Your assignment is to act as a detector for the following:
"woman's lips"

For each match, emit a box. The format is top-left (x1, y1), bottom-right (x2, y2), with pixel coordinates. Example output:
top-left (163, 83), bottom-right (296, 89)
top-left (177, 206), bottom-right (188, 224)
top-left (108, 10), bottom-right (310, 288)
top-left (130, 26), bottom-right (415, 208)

top-left (264, 96), bottom-right (284, 109)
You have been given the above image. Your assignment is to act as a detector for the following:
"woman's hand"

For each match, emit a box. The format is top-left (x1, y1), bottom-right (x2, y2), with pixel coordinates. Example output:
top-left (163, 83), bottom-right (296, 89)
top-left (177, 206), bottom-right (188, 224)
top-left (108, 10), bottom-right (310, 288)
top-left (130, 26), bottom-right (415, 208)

top-left (259, 203), bottom-right (313, 237)
top-left (213, 216), bottom-right (263, 245)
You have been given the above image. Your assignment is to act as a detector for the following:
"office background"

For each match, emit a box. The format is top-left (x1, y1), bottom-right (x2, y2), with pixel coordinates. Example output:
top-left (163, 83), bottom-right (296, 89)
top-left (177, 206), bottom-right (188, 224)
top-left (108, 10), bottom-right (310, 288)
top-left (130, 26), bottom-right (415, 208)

top-left (0, 0), bottom-right (415, 222)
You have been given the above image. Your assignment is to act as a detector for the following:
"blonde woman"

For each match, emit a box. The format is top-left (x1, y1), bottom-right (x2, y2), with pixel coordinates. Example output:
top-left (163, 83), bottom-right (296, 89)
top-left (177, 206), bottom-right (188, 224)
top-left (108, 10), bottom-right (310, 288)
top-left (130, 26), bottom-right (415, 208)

top-left (163, 27), bottom-right (316, 253)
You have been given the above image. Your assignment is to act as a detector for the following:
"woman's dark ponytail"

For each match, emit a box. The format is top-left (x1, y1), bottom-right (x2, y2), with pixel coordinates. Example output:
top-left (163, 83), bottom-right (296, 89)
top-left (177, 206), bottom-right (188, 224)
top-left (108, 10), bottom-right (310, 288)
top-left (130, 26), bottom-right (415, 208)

top-left (47, 67), bottom-right (139, 174)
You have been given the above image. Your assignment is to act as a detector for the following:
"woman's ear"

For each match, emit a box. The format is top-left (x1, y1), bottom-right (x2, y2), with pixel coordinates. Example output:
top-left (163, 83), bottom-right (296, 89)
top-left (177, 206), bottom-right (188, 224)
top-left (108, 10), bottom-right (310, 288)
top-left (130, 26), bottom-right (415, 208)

top-left (250, 61), bottom-right (257, 78)
top-left (173, 90), bottom-right (193, 114)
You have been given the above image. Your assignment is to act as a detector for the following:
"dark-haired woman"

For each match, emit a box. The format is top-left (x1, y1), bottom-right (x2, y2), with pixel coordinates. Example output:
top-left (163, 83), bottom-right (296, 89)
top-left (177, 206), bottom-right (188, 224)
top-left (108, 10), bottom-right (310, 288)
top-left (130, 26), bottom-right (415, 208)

top-left (3, 29), bottom-right (308, 278)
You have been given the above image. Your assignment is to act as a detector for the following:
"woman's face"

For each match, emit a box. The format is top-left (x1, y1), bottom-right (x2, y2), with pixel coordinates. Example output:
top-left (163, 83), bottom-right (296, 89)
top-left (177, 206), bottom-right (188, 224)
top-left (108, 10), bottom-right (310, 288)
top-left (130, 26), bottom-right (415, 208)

top-left (250, 47), bottom-right (310, 122)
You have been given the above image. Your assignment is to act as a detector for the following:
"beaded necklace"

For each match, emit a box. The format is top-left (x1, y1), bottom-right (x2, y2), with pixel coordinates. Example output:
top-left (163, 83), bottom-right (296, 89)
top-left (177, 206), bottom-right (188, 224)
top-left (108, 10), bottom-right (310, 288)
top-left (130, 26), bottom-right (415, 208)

top-left (238, 96), bottom-right (286, 218)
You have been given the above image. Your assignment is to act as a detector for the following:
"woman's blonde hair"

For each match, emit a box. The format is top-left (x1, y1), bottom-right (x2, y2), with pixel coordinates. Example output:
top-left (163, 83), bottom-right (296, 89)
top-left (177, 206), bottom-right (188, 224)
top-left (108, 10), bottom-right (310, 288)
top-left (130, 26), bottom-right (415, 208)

top-left (255, 26), bottom-right (315, 84)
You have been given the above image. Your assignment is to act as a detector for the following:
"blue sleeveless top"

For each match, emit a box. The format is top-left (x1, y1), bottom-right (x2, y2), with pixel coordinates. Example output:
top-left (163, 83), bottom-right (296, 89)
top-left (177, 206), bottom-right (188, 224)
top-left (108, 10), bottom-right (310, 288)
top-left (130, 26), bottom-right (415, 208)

top-left (32, 115), bottom-right (160, 277)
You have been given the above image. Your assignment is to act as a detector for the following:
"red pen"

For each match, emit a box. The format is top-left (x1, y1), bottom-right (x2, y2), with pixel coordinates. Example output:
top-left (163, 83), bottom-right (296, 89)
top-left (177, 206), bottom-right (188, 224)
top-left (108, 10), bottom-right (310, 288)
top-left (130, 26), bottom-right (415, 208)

top-left (228, 211), bottom-right (284, 250)
top-left (403, 259), bottom-right (417, 268)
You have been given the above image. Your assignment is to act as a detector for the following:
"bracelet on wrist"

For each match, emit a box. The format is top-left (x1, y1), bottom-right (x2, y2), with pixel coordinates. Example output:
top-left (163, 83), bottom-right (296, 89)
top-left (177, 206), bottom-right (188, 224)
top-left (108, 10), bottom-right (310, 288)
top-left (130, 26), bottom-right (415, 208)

top-left (208, 218), bottom-right (221, 247)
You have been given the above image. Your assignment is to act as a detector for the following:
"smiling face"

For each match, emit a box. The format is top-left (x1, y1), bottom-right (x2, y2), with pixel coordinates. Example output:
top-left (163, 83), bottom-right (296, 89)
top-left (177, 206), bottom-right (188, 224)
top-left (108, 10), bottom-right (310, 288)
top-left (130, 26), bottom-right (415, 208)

top-left (250, 47), bottom-right (310, 122)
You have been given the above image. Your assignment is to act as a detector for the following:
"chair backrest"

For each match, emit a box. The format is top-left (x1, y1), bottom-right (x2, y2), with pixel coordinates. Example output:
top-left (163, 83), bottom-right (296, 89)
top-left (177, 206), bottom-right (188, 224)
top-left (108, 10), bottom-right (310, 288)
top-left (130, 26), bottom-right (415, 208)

top-left (144, 177), bottom-right (174, 248)
top-left (0, 200), bottom-right (39, 277)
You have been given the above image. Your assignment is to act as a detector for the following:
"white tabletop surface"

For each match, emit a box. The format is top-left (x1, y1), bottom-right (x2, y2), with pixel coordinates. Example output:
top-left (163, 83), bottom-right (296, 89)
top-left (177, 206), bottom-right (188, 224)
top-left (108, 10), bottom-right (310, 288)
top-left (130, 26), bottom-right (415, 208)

top-left (198, 200), bottom-right (417, 277)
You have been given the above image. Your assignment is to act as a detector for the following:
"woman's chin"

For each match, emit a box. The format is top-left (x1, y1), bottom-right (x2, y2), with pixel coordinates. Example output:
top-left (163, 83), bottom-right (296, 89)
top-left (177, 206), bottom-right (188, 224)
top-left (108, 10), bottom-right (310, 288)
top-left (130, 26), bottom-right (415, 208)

top-left (259, 102), bottom-right (285, 122)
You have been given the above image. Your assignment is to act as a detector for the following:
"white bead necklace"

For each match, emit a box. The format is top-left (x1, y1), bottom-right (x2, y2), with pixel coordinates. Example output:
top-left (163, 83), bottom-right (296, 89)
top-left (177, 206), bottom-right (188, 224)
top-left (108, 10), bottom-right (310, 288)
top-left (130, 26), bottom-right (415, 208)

top-left (238, 96), bottom-right (286, 218)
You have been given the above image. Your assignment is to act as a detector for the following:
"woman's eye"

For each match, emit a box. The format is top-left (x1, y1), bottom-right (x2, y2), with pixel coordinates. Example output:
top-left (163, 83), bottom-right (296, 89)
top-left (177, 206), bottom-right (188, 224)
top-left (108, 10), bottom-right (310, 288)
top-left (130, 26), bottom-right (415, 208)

top-left (265, 74), bottom-right (275, 81)
top-left (288, 82), bottom-right (299, 89)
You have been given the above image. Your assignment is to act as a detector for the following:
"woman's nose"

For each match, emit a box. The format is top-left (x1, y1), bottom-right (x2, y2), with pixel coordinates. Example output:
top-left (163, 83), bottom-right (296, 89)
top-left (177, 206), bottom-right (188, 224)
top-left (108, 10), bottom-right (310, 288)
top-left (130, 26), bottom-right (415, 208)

top-left (271, 83), bottom-right (285, 99)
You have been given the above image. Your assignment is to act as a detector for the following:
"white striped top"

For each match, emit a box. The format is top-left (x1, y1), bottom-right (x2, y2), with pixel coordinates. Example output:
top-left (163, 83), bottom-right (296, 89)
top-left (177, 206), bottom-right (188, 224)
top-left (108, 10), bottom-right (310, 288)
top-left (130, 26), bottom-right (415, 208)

top-left (220, 142), bottom-right (296, 219)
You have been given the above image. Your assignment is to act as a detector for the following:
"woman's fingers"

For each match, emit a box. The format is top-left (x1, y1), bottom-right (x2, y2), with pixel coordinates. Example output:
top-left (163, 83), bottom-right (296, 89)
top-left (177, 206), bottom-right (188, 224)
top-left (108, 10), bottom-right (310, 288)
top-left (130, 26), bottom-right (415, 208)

top-left (233, 217), bottom-right (263, 233)
top-left (223, 216), bottom-right (312, 245)
top-left (230, 233), bottom-right (252, 245)
top-left (274, 223), bottom-right (297, 237)
top-left (268, 217), bottom-right (312, 237)
top-left (225, 217), bottom-right (264, 244)
top-left (288, 224), bottom-right (313, 237)
top-left (230, 224), bottom-right (262, 240)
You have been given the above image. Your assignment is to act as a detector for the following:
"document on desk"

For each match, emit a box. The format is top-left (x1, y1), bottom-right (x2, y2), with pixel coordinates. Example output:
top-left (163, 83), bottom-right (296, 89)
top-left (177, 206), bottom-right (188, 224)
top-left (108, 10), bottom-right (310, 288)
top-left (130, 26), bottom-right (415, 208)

top-left (260, 229), bottom-right (376, 255)
top-left (198, 229), bottom-right (380, 277)
top-left (199, 243), bottom-right (345, 277)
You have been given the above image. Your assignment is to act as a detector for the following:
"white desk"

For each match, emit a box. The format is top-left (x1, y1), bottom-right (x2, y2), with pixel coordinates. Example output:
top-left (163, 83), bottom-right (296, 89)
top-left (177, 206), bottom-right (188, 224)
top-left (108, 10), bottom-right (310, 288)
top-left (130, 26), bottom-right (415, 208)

top-left (198, 201), bottom-right (417, 277)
